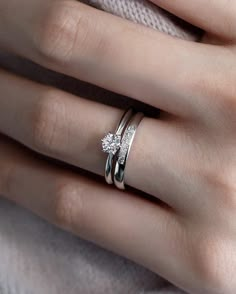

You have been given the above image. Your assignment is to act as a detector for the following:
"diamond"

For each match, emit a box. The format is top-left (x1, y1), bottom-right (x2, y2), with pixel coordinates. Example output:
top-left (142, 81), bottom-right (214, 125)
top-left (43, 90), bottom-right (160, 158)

top-left (101, 133), bottom-right (121, 155)
top-left (117, 126), bottom-right (135, 164)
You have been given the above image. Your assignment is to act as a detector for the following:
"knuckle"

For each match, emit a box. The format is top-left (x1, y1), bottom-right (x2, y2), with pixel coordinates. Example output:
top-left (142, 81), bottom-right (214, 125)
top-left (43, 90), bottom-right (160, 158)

top-left (38, 1), bottom-right (82, 66)
top-left (218, 89), bottom-right (236, 118)
top-left (38, 1), bottom-right (113, 68)
top-left (52, 179), bottom-right (85, 231)
top-left (204, 167), bottom-right (236, 213)
top-left (208, 71), bottom-right (236, 119)
top-left (220, 181), bottom-right (236, 212)
top-left (30, 89), bottom-right (65, 155)
top-left (210, 69), bottom-right (236, 116)
top-left (192, 235), bottom-right (235, 294)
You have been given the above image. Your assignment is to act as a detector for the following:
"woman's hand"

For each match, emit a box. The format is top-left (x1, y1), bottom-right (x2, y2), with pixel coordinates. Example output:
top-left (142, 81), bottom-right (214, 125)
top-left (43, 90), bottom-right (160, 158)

top-left (1, 0), bottom-right (236, 293)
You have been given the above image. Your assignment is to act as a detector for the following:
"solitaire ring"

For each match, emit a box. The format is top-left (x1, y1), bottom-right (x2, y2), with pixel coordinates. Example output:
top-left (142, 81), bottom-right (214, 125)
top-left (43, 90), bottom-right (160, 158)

top-left (101, 108), bottom-right (134, 184)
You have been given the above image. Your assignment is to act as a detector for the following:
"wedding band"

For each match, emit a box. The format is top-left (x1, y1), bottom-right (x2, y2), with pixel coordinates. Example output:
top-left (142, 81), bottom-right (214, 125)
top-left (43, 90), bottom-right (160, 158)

top-left (113, 112), bottom-right (144, 190)
top-left (101, 108), bottom-right (134, 184)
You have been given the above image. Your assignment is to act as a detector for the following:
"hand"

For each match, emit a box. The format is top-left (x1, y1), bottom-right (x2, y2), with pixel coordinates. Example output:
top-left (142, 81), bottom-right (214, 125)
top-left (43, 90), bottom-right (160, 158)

top-left (1, 1), bottom-right (236, 293)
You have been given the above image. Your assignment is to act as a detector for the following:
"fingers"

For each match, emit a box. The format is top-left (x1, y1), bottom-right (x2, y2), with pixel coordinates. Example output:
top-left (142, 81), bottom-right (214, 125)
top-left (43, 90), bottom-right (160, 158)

top-left (150, 0), bottom-right (236, 41)
top-left (0, 135), bottom-right (187, 290)
top-left (0, 0), bottom-right (215, 117)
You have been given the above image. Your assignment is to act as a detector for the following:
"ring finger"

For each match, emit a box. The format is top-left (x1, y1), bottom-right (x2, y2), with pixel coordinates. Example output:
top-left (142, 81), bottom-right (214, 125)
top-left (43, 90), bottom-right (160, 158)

top-left (0, 69), bottom-right (202, 212)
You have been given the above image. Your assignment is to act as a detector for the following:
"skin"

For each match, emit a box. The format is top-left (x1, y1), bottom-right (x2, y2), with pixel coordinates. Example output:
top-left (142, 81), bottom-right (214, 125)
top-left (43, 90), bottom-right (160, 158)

top-left (0, 0), bottom-right (236, 293)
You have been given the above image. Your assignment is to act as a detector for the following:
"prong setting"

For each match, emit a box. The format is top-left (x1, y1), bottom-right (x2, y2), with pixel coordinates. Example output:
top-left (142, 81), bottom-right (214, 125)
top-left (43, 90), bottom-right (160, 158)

top-left (101, 132), bottom-right (121, 155)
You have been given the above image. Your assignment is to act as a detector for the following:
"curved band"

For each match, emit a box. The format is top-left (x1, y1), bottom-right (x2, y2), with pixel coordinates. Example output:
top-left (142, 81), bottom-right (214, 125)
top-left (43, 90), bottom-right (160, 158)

top-left (113, 112), bottom-right (144, 190)
top-left (104, 108), bottom-right (134, 184)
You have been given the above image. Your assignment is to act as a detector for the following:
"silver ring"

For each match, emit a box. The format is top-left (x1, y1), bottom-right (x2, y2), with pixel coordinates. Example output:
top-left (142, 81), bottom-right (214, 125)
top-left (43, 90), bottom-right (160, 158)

top-left (101, 108), bottom-right (134, 184)
top-left (113, 112), bottom-right (144, 190)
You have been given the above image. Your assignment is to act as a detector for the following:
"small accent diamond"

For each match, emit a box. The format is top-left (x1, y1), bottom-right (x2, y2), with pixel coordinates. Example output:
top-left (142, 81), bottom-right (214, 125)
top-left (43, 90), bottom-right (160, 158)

top-left (118, 126), bottom-right (135, 164)
top-left (101, 133), bottom-right (121, 155)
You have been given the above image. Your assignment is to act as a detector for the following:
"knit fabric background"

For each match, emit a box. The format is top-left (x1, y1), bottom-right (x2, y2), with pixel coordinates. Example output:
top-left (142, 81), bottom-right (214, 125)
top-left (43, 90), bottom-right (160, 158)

top-left (0, 1), bottom-right (200, 293)
top-left (84, 0), bottom-right (199, 41)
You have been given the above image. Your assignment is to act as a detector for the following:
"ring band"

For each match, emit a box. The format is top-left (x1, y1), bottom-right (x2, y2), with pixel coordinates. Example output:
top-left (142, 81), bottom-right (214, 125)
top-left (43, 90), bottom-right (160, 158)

top-left (113, 112), bottom-right (144, 190)
top-left (101, 108), bottom-right (134, 184)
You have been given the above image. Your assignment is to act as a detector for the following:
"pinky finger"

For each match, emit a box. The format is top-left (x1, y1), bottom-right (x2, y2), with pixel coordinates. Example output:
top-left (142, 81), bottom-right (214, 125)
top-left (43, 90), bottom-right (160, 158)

top-left (0, 135), bottom-right (188, 292)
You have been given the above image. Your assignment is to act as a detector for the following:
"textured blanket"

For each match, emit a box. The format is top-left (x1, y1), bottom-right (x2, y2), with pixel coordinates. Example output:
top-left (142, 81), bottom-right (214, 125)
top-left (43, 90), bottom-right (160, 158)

top-left (0, 1), bottom-right (199, 293)
top-left (84, 0), bottom-right (199, 41)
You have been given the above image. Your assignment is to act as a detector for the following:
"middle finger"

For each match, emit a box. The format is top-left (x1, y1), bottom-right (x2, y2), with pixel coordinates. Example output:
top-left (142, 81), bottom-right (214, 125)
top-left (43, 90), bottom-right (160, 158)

top-left (0, 0), bottom-right (221, 118)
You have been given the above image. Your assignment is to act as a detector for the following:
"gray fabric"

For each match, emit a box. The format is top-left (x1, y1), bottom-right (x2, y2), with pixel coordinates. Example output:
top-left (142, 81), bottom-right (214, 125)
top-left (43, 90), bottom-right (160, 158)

top-left (0, 1), bottom-right (199, 293)
top-left (84, 0), bottom-right (200, 41)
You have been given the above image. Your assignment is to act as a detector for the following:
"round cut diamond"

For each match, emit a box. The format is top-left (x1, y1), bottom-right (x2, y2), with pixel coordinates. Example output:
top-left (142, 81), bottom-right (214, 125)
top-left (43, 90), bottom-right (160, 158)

top-left (101, 133), bottom-right (121, 155)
